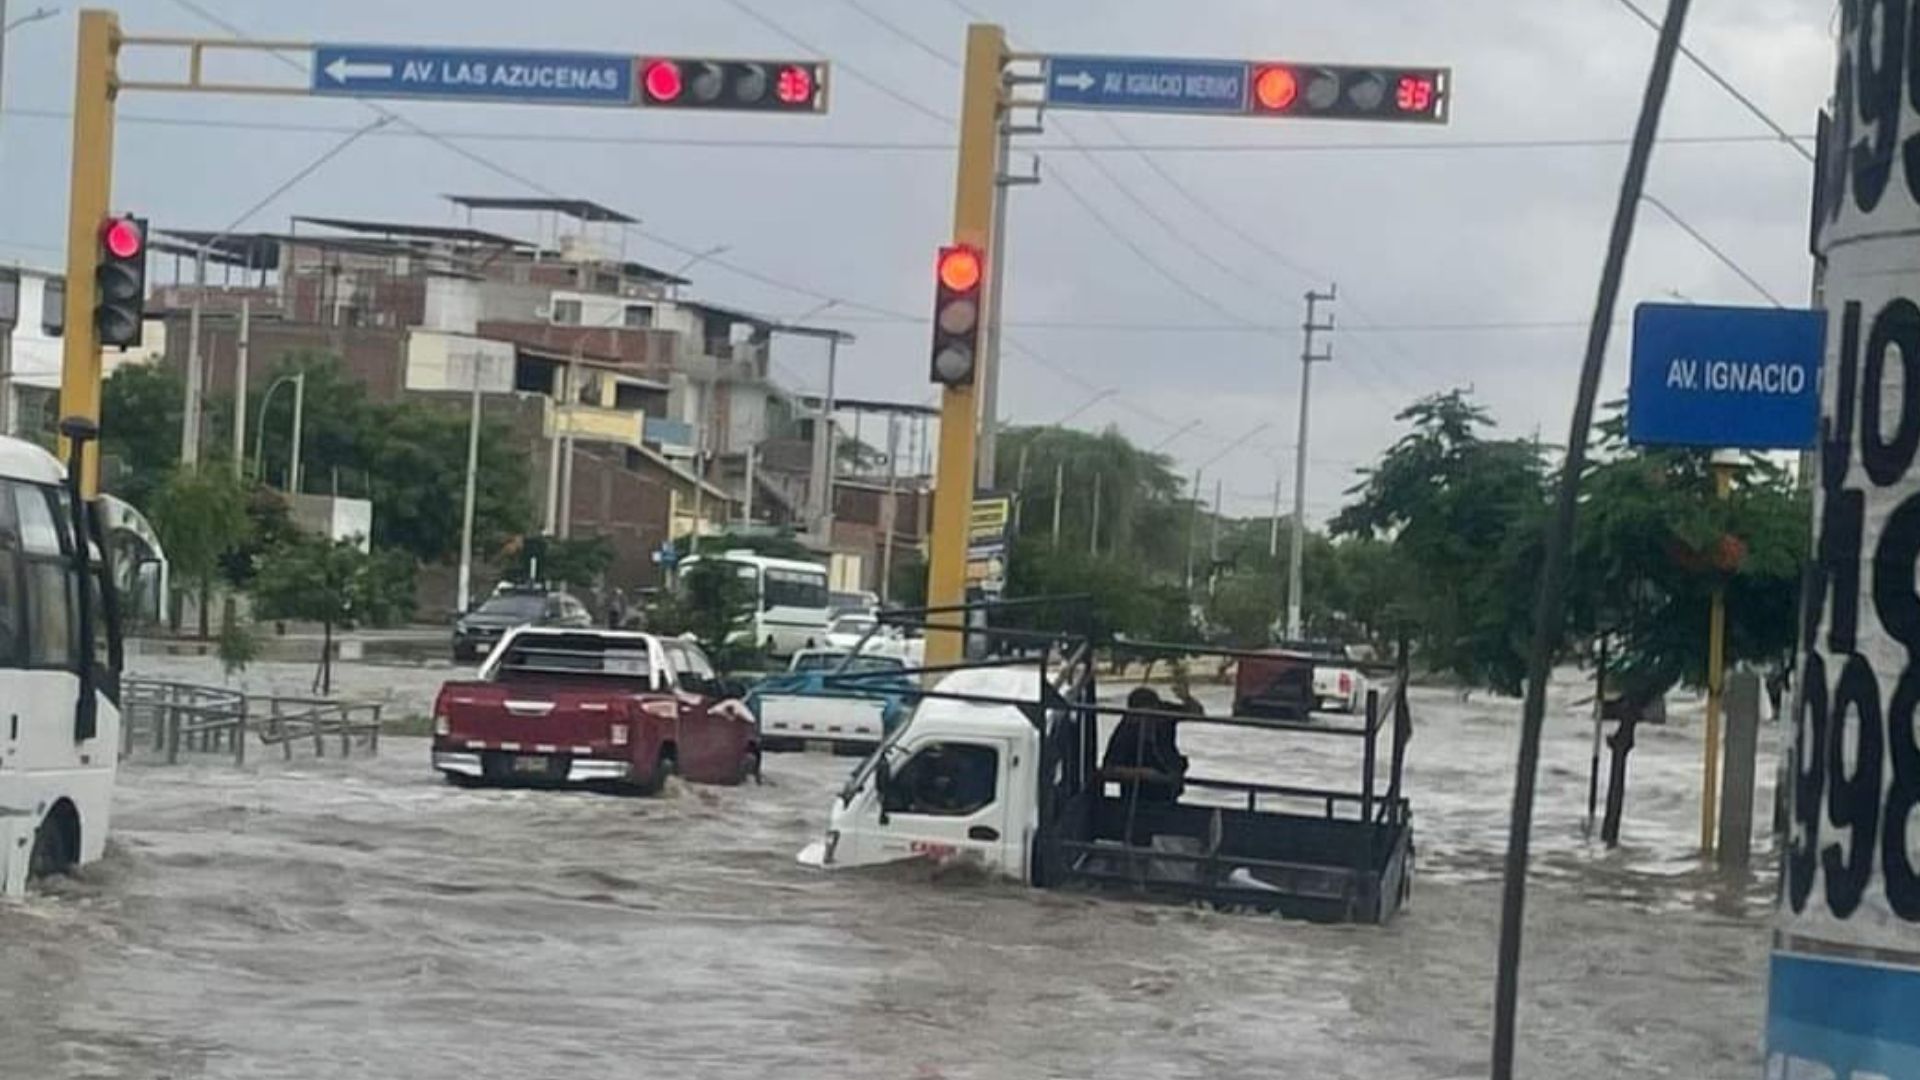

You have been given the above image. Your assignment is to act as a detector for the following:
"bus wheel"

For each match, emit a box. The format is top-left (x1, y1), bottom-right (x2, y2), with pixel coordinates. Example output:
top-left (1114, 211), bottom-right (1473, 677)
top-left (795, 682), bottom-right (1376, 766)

top-left (28, 802), bottom-right (79, 881)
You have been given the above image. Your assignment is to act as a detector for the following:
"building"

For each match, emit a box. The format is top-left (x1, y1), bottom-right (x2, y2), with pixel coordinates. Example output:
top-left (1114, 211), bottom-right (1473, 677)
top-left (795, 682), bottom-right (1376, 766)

top-left (137, 196), bottom-right (927, 609)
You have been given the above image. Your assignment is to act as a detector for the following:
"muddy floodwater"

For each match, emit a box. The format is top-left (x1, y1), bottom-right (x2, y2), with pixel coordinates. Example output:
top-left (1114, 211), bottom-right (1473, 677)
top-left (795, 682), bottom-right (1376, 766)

top-left (1, 665), bottom-right (1777, 1079)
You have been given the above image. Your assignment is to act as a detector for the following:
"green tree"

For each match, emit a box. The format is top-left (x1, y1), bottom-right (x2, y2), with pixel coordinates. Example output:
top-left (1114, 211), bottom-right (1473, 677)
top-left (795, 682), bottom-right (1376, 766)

top-left (511, 534), bottom-right (614, 589)
top-left (252, 535), bottom-right (415, 695)
top-left (239, 353), bottom-right (533, 563)
top-left (997, 425), bottom-right (1188, 566)
top-left (149, 463), bottom-right (251, 638)
top-left (1568, 408), bottom-right (1807, 701)
top-left (219, 485), bottom-right (300, 588)
top-left (645, 559), bottom-right (760, 674)
top-left (1332, 390), bottom-right (1550, 693)
top-left (100, 362), bottom-right (185, 509)
top-left (364, 397), bottom-right (532, 562)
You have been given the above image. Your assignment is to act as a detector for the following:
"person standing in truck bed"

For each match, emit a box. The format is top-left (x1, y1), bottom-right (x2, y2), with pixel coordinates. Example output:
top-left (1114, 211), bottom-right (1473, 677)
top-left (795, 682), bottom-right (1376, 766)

top-left (1102, 687), bottom-right (1189, 806)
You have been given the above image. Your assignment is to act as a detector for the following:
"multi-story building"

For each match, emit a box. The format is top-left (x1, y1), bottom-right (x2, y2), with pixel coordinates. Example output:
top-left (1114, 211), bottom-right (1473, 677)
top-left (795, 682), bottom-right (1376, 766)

top-left (129, 195), bottom-right (927, 609)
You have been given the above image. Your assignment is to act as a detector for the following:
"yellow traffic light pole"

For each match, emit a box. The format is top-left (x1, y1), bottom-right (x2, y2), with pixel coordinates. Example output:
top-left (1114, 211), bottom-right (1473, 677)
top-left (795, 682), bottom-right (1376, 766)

top-left (58, 9), bottom-right (118, 493)
top-left (923, 23), bottom-right (1006, 668)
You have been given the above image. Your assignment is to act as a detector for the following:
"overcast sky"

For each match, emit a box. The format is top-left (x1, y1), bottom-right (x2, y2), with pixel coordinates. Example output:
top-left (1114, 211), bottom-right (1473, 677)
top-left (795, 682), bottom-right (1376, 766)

top-left (0, 0), bottom-right (1832, 523)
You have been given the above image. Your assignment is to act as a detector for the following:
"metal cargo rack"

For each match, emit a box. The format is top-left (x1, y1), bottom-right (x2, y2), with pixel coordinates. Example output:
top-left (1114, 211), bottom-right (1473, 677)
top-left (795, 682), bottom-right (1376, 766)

top-left (827, 598), bottom-right (1415, 923)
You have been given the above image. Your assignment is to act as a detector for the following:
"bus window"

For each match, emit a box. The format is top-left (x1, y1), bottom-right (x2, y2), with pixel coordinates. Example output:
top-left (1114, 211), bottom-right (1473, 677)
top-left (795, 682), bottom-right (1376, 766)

top-left (25, 560), bottom-right (77, 670)
top-left (0, 548), bottom-right (20, 668)
top-left (764, 569), bottom-right (828, 612)
top-left (13, 482), bottom-right (62, 556)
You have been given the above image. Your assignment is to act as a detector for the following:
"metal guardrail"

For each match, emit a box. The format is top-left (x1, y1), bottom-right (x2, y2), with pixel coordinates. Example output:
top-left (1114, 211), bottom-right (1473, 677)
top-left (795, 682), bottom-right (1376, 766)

top-left (121, 678), bottom-right (382, 765)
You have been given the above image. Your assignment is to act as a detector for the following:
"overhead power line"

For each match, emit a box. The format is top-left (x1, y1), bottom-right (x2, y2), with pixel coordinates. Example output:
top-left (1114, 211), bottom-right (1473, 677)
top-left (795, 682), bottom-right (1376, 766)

top-left (0, 108), bottom-right (1811, 155)
top-left (1610, 0), bottom-right (1816, 162)
top-left (715, 0), bottom-right (954, 125)
top-left (1639, 192), bottom-right (1786, 306)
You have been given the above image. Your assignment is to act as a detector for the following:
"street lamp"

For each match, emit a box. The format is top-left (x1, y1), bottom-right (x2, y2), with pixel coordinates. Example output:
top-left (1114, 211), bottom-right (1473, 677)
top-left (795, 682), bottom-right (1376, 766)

top-left (1185, 420), bottom-right (1270, 591)
top-left (252, 371), bottom-right (305, 489)
top-left (1053, 388), bottom-right (1115, 426)
top-left (0, 4), bottom-right (58, 142)
top-left (1151, 418), bottom-right (1203, 452)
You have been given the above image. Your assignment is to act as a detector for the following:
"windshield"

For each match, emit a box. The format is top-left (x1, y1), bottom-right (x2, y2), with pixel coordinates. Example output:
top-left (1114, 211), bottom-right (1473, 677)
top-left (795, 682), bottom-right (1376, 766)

top-left (476, 594), bottom-right (545, 619)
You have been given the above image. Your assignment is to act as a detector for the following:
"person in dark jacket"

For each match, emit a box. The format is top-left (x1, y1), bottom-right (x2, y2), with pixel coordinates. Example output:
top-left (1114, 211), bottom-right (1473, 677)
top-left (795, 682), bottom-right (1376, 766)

top-left (1102, 687), bottom-right (1189, 805)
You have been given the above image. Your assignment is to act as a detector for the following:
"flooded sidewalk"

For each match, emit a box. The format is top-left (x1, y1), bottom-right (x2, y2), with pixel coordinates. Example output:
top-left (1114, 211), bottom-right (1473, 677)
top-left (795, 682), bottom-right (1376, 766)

top-left (0, 679), bottom-right (1775, 1079)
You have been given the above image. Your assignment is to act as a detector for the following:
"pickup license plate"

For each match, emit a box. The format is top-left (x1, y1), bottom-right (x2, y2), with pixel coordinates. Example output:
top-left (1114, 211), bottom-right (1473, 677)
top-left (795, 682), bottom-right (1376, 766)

top-left (511, 754), bottom-right (551, 773)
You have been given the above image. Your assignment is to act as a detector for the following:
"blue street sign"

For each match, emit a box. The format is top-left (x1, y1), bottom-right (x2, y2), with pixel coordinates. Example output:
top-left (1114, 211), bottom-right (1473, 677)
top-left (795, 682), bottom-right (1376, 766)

top-left (1628, 302), bottom-right (1826, 450)
top-left (312, 45), bottom-right (636, 106)
top-left (1043, 54), bottom-right (1249, 114)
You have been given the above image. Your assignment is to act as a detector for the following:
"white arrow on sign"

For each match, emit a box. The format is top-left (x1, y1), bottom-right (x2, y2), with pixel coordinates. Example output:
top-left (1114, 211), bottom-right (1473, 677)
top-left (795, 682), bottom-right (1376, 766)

top-left (1053, 70), bottom-right (1095, 92)
top-left (324, 57), bottom-right (396, 84)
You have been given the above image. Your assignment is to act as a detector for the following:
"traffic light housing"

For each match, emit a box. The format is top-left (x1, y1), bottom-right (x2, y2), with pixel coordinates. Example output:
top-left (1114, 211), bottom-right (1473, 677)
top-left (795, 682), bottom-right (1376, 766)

top-left (638, 58), bottom-right (828, 112)
top-left (929, 244), bottom-right (985, 388)
top-left (94, 215), bottom-right (147, 348)
top-left (1247, 63), bottom-right (1448, 123)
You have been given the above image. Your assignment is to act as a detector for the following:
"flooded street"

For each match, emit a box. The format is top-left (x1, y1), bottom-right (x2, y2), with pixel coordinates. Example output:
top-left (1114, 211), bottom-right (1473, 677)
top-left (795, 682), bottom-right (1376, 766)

top-left (1, 666), bottom-right (1777, 1079)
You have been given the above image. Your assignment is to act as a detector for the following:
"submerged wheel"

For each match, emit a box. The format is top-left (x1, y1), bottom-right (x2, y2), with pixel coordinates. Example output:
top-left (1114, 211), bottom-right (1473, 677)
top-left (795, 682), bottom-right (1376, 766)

top-left (632, 750), bottom-right (677, 796)
top-left (27, 804), bottom-right (78, 882)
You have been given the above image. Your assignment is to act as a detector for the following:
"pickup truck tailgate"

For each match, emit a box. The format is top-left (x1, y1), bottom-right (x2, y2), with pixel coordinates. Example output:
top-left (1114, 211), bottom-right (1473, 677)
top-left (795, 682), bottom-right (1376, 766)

top-left (439, 682), bottom-right (645, 753)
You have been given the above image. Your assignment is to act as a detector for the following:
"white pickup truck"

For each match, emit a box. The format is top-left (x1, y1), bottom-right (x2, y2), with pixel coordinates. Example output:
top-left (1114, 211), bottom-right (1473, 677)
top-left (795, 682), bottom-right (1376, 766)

top-left (798, 651), bottom-right (1415, 924)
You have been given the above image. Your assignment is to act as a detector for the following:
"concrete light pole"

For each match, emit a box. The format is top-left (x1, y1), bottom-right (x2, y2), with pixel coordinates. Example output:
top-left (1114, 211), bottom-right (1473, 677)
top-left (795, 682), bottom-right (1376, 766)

top-left (1287, 286), bottom-right (1336, 641)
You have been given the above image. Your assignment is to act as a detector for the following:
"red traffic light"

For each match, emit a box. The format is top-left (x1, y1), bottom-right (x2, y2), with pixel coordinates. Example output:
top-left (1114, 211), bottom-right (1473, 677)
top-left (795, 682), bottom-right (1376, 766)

top-left (102, 217), bottom-right (144, 259)
top-left (776, 64), bottom-right (814, 106)
top-left (1251, 65), bottom-right (1299, 111)
top-left (937, 245), bottom-right (983, 293)
top-left (642, 59), bottom-right (683, 102)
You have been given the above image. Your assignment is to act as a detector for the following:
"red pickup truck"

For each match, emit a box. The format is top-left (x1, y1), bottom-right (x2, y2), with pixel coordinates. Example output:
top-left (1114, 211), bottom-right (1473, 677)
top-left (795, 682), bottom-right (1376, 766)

top-left (430, 627), bottom-right (759, 794)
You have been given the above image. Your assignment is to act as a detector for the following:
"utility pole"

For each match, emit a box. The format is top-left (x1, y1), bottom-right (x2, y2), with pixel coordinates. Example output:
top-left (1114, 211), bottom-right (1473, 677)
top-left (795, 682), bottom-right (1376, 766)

top-left (180, 247), bottom-right (207, 465)
top-left (231, 298), bottom-right (251, 466)
top-left (1184, 466), bottom-right (1201, 591)
top-left (1288, 286), bottom-right (1336, 641)
top-left (1050, 459), bottom-right (1064, 548)
top-left (1208, 475), bottom-right (1223, 593)
top-left (1268, 465), bottom-right (1282, 559)
top-left (1089, 471), bottom-right (1102, 555)
top-left (743, 442), bottom-right (757, 523)
top-left (978, 109), bottom-right (1038, 491)
top-left (881, 413), bottom-right (899, 603)
top-left (0, 269), bottom-right (16, 438)
top-left (455, 352), bottom-right (484, 614)
top-left (287, 368), bottom-right (305, 495)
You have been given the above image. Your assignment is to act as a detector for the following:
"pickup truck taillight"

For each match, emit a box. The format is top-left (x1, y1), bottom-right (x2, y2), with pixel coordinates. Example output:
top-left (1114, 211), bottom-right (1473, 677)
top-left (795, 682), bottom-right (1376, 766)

top-left (1338, 673), bottom-right (1353, 695)
top-left (610, 723), bottom-right (629, 746)
top-left (434, 713), bottom-right (450, 736)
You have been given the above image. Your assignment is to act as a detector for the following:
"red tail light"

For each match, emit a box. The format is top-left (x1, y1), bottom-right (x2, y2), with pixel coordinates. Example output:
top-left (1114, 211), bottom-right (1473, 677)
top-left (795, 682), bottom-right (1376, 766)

top-left (1338, 672), bottom-right (1353, 695)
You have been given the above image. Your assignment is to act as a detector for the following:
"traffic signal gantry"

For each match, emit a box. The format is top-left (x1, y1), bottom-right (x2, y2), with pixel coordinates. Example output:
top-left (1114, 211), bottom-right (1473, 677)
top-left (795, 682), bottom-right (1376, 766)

top-left (919, 29), bottom-right (1451, 667)
top-left (55, 7), bottom-right (830, 492)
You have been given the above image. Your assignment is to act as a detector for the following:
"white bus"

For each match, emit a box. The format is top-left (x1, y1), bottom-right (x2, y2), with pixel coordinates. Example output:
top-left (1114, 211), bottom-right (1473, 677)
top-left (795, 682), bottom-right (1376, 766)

top-left (677, 550), bottom-right (831, 657)
top-left (0, 428), bottom-right (122, 896)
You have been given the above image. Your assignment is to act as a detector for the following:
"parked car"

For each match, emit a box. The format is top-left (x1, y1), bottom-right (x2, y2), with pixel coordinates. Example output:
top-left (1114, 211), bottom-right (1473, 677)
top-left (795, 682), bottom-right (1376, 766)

top-left (431, 627), bottom-right (759, 793)
top-left (452, 588), bottom-right (592, 661)
top-left (747, 649), bottom-right (918, 754)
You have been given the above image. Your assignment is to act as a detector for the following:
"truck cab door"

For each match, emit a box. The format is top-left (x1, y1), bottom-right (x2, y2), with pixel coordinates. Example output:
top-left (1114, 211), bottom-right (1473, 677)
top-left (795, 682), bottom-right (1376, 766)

top-left (865, 737), bottom-right (1016, 874)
